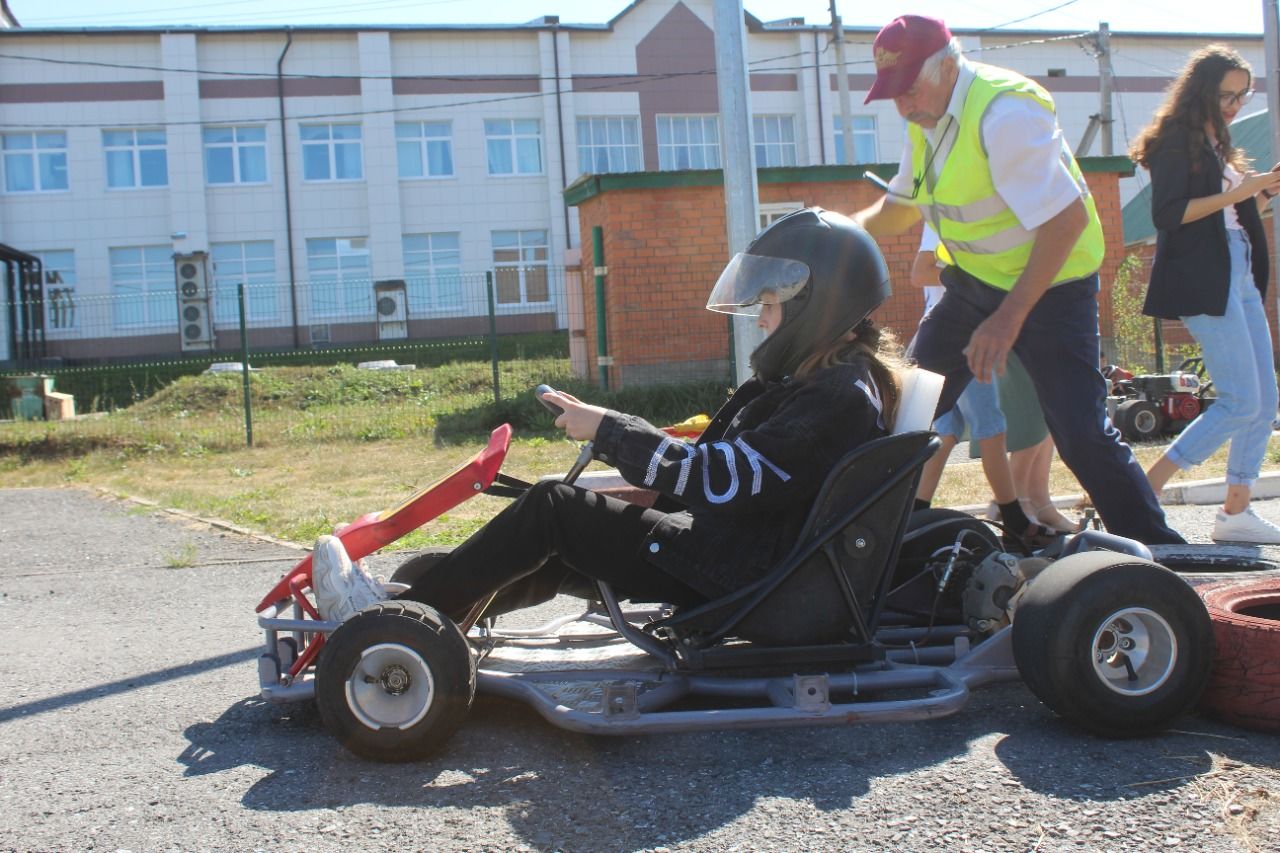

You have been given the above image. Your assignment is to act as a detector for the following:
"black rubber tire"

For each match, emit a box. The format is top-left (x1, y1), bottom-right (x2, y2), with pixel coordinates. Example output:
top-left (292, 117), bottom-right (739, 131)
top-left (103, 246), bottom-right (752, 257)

top-left (1197, 579), bottom-right (1280, 732)
top-left (1012, 551), bottom-right (1214, 737)
top-left (1116, 399), bottom-right (1164, 442)
top-left (887, 508), bottom-right (1001, 618)
top-left (389, 547), bottom-right (454, 587)
top-left (316, 599), bottom-right (475, 762)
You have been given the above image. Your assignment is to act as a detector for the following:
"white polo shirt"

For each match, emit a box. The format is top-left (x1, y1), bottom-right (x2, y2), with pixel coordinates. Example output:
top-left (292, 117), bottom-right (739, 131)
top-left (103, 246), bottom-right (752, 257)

top-left (886, 60), bottom-right (1086, 231)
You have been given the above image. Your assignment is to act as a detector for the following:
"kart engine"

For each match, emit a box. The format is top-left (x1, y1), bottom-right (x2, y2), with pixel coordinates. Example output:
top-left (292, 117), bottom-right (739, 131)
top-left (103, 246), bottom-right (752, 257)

top-left (961, 551), bottom-right (1050, 634)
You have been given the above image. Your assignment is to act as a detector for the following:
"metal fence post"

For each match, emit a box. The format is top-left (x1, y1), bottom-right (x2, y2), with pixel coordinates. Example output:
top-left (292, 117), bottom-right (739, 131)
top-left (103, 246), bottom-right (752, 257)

top-left (486, 271), bottom-right (500, 403)
top-left (239, 283), bottom-right (253, 448)
top-left (1152, 318), bottom-right (1165, 373)
top-left (592, 226), bottom-right (610, 390)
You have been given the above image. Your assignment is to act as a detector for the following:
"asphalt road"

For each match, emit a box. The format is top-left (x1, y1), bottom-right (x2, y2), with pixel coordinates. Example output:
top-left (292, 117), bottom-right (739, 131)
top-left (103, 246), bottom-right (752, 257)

top-left (1, 487), bottom-right (1278, 853)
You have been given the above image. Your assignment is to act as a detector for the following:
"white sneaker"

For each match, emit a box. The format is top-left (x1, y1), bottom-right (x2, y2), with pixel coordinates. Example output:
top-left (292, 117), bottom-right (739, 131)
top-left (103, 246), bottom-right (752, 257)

top-left (311, 534), bottom-right (388, 622)
top-left (1212, 508), bottom-right (1280, 545)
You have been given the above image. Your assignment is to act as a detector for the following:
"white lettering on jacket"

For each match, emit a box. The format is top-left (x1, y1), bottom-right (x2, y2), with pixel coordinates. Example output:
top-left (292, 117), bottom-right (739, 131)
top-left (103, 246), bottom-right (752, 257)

top-left (701, 442), bottom-right (740, 503)
top-left (733, 435), bottom-right (791, 495)
top-left (644, 437), bottom-right (696, 496)
top-left (855, 378), bottom-right (886, 431)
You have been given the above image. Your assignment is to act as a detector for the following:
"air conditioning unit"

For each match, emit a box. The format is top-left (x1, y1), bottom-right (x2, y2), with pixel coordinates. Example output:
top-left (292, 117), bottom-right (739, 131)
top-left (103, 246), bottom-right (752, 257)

top-left (374, 279), bottom-right (408, 340)
top-left (174, 252), bottom-right (214, 352)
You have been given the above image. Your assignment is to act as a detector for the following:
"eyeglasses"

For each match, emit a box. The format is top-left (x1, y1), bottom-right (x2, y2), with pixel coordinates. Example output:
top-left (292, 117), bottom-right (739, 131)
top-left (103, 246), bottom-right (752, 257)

top-left (1219, 87), bottom-right (1254, 108)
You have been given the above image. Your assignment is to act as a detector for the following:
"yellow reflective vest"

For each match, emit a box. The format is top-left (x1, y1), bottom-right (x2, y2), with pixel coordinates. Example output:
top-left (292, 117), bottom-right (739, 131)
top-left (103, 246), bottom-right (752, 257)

top-left (909, 64), bottom-right (1105, 291)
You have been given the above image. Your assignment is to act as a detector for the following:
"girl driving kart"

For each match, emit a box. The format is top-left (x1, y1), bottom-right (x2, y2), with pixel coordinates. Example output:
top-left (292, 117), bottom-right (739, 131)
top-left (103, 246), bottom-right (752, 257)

top-left (312, 207), bottom-right (902, 625)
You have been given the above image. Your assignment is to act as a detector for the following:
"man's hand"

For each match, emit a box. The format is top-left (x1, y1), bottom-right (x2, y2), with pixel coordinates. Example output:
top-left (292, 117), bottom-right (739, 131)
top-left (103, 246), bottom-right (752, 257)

top-left (540, 389), bottom-right (607, 441)
top-left (964, 308), bottom-right (1024, 382)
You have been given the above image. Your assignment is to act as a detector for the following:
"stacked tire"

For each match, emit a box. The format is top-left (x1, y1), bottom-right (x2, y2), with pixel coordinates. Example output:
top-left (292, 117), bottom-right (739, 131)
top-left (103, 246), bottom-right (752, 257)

top-left (1196, 578), bottom-right (1280, 732)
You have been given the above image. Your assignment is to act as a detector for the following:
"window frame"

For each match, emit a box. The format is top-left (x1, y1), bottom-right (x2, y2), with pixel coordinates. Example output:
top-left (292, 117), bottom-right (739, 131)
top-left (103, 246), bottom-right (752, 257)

top-left (833, 116), bottom-right (879, 166)
top-left (656, 114), bottom-right (721, 171)
top-left (751, 114), bottom-right (798, 168)
top-left (395, 120), bottom-right (455, 180)
top-left (300, 123), bottom-right (364, 182)
top-left (484, 118), bottom-right (544, 177)
top-left (103, 128), bottom-right (168, 190)
top-left (305, 237), bottom-right (372, 319)
top-left (491, 229), bottom-right (551, 307)
top-left (402, 232), bottom-right (464, 312)
top-left (109, 245), bottom-right (176, 328)
top-left (2, 131), bottom-right (69, 193)
top-left (31, 249), bottom-right (77, 333)
top-left (203, 125), bottom-right (269, 186)
top-left (210, 241), bottom-right (277, 325)
top-left (575, 115), bottom-right (642, 175)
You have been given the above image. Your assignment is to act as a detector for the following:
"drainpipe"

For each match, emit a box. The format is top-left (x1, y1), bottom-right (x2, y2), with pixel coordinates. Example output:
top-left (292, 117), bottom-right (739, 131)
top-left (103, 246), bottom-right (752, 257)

top-left (276, 31), bottom-right (300, 349)
top-left (591, 226), bottom-right (610, 389)
top-left (551, 21), bottom-right (572, 248)
top-left (813, 30), bottom-right (826, 164)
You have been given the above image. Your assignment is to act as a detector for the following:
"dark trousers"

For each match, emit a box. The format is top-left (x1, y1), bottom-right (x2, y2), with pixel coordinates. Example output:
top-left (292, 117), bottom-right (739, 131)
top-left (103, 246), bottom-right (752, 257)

top-left (909, 267), bottom-right (1185, 545)
top-left (400, 480), bottom-right (707, 618)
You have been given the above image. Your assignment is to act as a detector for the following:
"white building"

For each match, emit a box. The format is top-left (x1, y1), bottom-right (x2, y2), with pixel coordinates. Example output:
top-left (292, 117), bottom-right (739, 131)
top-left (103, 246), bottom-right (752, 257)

top-left (0, 0), bottom-right (1265, 363)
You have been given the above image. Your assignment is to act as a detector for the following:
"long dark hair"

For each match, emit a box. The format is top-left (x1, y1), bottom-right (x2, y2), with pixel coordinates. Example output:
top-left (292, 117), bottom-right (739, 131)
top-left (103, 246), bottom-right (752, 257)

top-left (794, 318), bottom-right (903, 426)
top-left (1129, 44), bottom-right (1251, 174)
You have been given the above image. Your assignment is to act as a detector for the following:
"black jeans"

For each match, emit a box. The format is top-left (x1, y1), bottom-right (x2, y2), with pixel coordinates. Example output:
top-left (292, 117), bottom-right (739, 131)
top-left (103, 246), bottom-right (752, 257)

top-left (399, 480), bottom-right (707, 618)
top-left (910, 267), bottom-right (1185, 545)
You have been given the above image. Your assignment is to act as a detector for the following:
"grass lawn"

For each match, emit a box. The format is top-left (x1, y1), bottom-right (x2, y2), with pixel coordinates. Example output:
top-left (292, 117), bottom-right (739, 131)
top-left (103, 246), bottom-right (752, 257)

top-left (2, 361), bottom-right (1274, 548)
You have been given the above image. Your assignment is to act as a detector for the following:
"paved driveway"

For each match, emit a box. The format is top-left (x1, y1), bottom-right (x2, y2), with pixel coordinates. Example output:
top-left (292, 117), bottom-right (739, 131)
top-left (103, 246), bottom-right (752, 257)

top-left (1, 488), bottom-right (1278, 852)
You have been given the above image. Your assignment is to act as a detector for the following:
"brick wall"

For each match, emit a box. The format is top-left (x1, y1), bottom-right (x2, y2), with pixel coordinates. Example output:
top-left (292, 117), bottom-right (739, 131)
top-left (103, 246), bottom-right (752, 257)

top-left (570, 164), bottom-right (1133, 388)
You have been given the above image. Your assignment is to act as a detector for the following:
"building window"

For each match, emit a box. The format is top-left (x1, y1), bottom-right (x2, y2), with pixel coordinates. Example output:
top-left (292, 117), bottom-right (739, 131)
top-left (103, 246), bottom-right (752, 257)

top-left (657, 115), bottom-right (720, 171)
top-left (491, 230), bottom-right (549, 305)
top-left (32, 250), bottom-right (77, 332)
top-left (301, 124), bottom-right (363, 181)
top-left (752, 115), bottom-right (798, 167)
top-left (204, 126), bottom-right (268, 185)
top-left (396, 121), bottom-right (454, 179)
top-left (833, 116), bottom-right (879, 165)
top-left (403, 233), bottom-right (462, 311)
top-left (758, 202), bottom-right (803, 231)
top-left (306, 237), bottom-right (371, 317)
top-left (485, 119), bottom-right (543, 176)
top-left (211, 241), bottom-right (276, 324)
top-left (576, 116), bottom-right (641, 175)
top-left (2, 132), bottom-right (68, 193)
top-left (103, 129), bottom-right (167, 188)
top-left (110, 246), bottom-right (175, 327)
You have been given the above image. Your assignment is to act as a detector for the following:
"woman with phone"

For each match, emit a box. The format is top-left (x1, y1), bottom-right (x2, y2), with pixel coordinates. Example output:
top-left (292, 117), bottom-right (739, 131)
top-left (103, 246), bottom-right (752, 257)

top-left (1130, 44), bottom-right (1280, 543)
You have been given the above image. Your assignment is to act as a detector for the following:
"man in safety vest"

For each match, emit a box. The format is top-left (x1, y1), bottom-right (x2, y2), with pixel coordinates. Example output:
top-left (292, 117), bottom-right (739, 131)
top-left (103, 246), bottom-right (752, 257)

top-left (852, 14), bottom-right (1184, 545)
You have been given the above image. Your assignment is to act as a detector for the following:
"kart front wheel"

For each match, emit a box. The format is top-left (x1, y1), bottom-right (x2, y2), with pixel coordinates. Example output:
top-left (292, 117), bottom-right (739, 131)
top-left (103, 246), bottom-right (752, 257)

top-left (316, 600), bottom-right (475, 762)
top-left (1012, 551), bottom-right (1213, 737)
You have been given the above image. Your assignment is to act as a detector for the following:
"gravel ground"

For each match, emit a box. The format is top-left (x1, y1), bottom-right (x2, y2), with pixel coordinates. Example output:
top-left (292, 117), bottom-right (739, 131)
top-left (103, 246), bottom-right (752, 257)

top-left (1, 487), bottom-right (1279, 853)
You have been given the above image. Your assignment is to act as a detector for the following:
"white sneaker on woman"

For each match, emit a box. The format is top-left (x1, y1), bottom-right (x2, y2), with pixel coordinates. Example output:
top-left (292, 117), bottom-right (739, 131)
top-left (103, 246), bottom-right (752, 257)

top-left (312, 534), bottom-right (388, 622)
top-left (1212, 508), bottom-right (1280, 545)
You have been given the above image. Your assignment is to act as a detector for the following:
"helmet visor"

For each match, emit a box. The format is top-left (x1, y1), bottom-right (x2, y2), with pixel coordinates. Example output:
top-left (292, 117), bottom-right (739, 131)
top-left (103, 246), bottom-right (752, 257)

top-left (705, 252), bottom-right (810, 316)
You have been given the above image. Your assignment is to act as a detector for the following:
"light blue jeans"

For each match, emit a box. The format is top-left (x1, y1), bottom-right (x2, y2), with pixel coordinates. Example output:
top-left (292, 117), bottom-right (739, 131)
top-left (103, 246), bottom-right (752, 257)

top-left (1167, 228), bottom-right (1278, 487)
top-left (934, 372), bottom-right (1005, 441)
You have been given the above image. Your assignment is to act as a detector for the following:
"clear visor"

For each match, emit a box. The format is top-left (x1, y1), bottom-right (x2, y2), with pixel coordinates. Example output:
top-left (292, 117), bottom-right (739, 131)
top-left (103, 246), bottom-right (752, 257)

top-left (705, 252), bottom-right (810, 316)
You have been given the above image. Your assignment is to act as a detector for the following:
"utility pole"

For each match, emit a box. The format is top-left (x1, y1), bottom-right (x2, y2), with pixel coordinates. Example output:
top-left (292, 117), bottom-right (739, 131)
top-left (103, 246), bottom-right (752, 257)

top-left (1098, 22), bottom-right (1114, 156)
top-left (1075, 23), bottom-right (1115, 157)
top-left (712, 0), bottom-right (762, 384)
top-left (830, 0), bottom-right (856, 166)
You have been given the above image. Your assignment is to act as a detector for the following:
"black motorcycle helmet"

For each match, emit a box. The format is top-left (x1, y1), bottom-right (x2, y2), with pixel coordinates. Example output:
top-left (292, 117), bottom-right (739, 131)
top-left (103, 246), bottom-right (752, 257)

top-left (706, 207), bottom-right (891, 382)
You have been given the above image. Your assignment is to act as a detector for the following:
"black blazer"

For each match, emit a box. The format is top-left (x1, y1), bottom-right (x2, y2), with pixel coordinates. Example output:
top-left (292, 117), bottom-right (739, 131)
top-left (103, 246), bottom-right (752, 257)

top-left (1144, 124), bottom-right (1269, 320)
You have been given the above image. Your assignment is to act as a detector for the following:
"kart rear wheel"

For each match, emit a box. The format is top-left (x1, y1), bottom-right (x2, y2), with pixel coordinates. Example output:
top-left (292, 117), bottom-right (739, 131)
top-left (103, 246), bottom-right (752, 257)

top-left (887, 509), bottom-right (1000, 619)
top-left (316, 599), bottom-right (475, 762)
top-left (1116, 399), bottom-right (1163, 442)
top-left (1012, 552), bottom-right (1213, 737)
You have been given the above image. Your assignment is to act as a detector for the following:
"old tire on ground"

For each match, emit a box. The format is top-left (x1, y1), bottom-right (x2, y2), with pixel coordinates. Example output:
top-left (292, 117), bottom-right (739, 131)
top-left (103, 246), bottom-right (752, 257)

top-left (1197, 578), bottom-right (1280, 732)
top-left (1012, 551), bottom-right (1213, 737)
top-left (1116, 399), bottom-right (1164, 442)
top-left (316, 599), bottom-right (475, 762)
top-left (887, 509), bottom-right (1001, 619)
top-left (389, 547), bottom-right (453, 587)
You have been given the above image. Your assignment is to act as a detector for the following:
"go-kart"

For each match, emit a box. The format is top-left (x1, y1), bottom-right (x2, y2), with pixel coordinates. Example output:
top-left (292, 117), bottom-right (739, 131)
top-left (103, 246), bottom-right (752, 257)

top-left (1105, 357), bottom-right (1216, 443)
top-left (254, 387), bottom-right (1217, 762)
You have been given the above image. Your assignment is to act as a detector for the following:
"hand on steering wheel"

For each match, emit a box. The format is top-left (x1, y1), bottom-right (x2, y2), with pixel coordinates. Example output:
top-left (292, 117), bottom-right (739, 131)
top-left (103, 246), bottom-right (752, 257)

top-left (537, 387), bottom-right (607, 442)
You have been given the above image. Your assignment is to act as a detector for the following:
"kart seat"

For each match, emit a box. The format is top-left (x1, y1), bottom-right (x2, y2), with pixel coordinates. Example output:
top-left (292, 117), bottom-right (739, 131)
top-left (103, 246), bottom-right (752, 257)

top-left (651, 429), bottom-right (941, 649)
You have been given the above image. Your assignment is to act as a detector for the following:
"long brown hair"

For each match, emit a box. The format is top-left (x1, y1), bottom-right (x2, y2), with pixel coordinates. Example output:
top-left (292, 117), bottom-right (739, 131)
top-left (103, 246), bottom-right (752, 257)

top-left (1129, 44), bottom-right (1251, 174)
top-left (795, 318), bottom-right (903, 427)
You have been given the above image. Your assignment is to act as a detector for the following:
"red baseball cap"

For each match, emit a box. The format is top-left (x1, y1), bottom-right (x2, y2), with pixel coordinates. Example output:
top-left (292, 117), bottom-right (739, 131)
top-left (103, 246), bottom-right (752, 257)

top-left (864, 15), bottom-right (953, 104)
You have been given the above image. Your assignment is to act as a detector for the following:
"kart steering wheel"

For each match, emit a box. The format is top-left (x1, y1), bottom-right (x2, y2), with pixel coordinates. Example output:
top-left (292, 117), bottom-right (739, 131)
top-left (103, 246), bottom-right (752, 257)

top-left (535, 384), bottom-right (596, 485)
